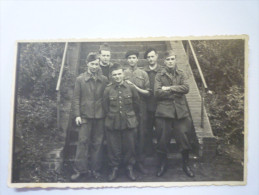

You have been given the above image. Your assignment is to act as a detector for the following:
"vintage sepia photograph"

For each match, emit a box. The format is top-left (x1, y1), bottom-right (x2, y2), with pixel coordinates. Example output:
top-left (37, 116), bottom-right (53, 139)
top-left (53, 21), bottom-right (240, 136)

top-left (9, 37), bottom-right (247, 188)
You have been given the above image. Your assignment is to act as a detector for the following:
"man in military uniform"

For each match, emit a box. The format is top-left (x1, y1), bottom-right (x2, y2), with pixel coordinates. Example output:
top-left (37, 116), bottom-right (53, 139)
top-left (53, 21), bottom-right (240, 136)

top-left (71, 53), bottom-right (108, 181)
top-left (143, 48), bottom-right (162, 154)
top-left (99, 43), bottom-right (113, 79)
top-left (124, 50), bottom-right (150, 174)
top-left (103, 63), bottom-right (140, 181)
top-left (154, 50), bottom-right (195, 178)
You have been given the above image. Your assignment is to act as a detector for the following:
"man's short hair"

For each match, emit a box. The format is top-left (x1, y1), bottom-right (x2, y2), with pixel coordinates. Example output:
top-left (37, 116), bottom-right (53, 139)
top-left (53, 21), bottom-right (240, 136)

top-left (109, 63), bottom-right (123, 74)
top-left (164, 50), bottom-right (176, 59)
top-left (144, 48), bottom-right (157, 59)
top-left (125, 50), bottom-right (139, 59)
top-left (99, 43), bottom-right (111, 53)
top-left (86, 52), bottom-right (99, 64)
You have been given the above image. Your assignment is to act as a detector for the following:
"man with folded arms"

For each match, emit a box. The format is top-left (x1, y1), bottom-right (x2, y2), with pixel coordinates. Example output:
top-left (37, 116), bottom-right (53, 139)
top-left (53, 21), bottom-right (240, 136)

top-left (154, 50), bottom-right (195, 178)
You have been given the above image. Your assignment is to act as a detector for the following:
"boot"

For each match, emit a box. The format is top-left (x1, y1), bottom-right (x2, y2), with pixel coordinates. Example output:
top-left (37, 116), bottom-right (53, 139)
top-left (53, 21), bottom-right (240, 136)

top-left (156, 153), bottom-right (167, 177)
top-left (108, 167), bottom-right (118, 182)
top-left (182, 150), bottom-right (195, 178)
top-left (136, 162), bottom-right (148, 174)
top-left (126, 165), bottom-right (136, 181)
top-left (70, 172), bottom-right (81, 181)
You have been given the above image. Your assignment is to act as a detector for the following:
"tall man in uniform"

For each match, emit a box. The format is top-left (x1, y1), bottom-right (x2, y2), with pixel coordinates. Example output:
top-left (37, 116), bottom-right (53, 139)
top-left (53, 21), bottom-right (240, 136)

top-left (124, 50), bottom-right (150, 174)
top-left (154, 50), bottom-right (195, 178)
top-left (103, 63), bottom-right (140, 181)
top-left (143, 48), bottom-right (162, 154)
top-left (71, 53), bottom-right (108, 181)
top-left (99, 43), bottom-right (113, 79)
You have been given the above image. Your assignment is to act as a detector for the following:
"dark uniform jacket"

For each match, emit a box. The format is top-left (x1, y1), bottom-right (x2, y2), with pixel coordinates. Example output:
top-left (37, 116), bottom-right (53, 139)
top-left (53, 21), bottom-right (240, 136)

top-left (103, 81), bottom-right (140, 130)
top-left (154, 66), bottom-right (189, 119)
top-left (144, 64), bottom-right (162, 112)
top-left (100, 62), bottom-right (113, 80)
top-left (73, 70), bottom-right (108, 119)
top-left (124, 67), bottom-right (150, 99)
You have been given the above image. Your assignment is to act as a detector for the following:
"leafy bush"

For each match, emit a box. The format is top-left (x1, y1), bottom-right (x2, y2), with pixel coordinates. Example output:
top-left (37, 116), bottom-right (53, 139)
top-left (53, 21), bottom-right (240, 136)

top-left (189, 40), bottom-right (245, 147)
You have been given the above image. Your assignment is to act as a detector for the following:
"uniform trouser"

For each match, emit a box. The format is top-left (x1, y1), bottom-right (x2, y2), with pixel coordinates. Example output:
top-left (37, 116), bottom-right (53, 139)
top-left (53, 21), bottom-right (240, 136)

top-left (136, 100), bottom-right (148, 164)
top-left (155, 117), bottom-right (192, 157)
top-left (146, 111), bottom-right (156, 153)
top-left (106, 128), bottom-right (136, 167)
top-left (74, 118), bottom-right (104, 173)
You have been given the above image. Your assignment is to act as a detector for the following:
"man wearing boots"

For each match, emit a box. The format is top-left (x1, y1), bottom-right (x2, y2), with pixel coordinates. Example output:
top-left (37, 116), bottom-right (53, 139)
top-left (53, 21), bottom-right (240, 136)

top-left (103, 63), bottom-right (140, 181)
top-left (124, 50), bottom-right (150, 174)
top-left (143, 48), bottom-right (162, 155)
top-left (154, 50), bottom-right (195, 178)
top-left (71, 52), bottom-right (108, 181)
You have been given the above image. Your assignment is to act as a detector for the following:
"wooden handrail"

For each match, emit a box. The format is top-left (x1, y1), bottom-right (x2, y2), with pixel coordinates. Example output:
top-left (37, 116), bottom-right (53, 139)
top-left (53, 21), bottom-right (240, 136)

top-left (56, 42), bottom-right (68, 130)
top-left (188, 40), bottom-right (208, 89)
top-left (56, 42), bottom-right (68, 91)
top-left (187, 40), bottom-right (208, 128)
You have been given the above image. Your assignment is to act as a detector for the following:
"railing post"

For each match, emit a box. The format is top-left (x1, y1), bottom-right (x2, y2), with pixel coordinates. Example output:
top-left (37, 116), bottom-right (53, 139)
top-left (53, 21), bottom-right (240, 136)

top-left (186, 42), bottom-right (190, 63)
top-left (201, 85), bottom-right (205, 128)
top-left (56, 42), bottom-right (68, 131)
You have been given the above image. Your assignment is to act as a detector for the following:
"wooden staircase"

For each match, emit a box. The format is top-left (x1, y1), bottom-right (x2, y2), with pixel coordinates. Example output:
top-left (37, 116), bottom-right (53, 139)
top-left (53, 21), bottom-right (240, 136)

top-left (62, 41), bottom-right (216, 166)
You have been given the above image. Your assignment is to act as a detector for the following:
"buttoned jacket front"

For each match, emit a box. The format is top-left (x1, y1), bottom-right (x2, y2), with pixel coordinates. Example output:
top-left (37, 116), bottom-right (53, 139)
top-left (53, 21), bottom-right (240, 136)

top-left (103, 82), bottom-right (140, 130)
top-left (73, 71), bottom-right (108, 119)
top-left (154, 66), bottom-right (189, 119)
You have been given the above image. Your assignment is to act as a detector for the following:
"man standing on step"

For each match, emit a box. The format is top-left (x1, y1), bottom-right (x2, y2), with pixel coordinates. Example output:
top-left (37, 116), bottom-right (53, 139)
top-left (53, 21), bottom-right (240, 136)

top-left (124, 50), bottom-right (150, 174)
top-left (143, 48), bottom-right (162, 155)
top-left (99, 43), bottom-right (113, 79)
top-left (103, 63), bottom-right (140, 181)
top-left (154, 50), bottom-right (195, 178)
top-left (71, 52), bottom-right (108, 181)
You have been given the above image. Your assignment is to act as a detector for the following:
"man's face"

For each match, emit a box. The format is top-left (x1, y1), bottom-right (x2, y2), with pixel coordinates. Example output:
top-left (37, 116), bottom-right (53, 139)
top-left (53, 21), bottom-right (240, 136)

top-left (87, 59), bottom-right (100, 73)
top-left (147, 51), bottom-right (158, 65)
top-left (99, 50), bottom-right (111, 65)
top-left (127, 55), bottom-right (138, 67)
top-left (111, 69), bottom-right (124, 84)
top-left (164, 55), bottom-right (176, 69)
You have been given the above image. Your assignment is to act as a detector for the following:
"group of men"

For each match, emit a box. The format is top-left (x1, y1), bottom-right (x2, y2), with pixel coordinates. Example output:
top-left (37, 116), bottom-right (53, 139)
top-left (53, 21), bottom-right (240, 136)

top-left (71, 43), bottom-right (194, 182)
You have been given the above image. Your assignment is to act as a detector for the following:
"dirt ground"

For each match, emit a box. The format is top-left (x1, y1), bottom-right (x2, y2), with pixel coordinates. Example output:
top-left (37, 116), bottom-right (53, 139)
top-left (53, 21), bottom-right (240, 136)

top-left (16, 139), bottom-right (244, 183)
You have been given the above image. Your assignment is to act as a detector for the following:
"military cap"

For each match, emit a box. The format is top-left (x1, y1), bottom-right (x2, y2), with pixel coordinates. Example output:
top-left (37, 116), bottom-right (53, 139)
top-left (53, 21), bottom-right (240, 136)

top-left (86, 52), bottom-right (99, 63)
top-left (144, 48), bottom-right (157, 59)
top-left (109, 63), bottom-right (123, 74)
top-left (99, 43), bottom-right (111, 52)
top-left (125, 50), bottom-right (139, 59)
top-left (164, 50), bottom-right (176, 58)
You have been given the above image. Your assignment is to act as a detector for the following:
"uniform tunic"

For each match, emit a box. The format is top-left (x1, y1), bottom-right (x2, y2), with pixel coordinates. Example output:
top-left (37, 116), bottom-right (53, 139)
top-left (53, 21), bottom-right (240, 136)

top-left (144, 64), bottom-right (161, 153)
top-left (103, 81), bottom-right (140, 167)
top-left (72, 70), bottom-right (108, 173)
top-left (124, 67), bottom-right (150, 163)
top-left (154, 66), bottom-right (192, 154)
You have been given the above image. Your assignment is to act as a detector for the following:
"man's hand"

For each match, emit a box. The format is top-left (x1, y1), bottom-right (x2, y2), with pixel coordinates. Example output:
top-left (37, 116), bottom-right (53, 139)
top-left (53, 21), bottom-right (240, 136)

top-left (162, 86), bottom-right (171, 91)
top-left (75, 117), bottom-right (82, 126)
top-left (125, 80), bottom-right (135, 87)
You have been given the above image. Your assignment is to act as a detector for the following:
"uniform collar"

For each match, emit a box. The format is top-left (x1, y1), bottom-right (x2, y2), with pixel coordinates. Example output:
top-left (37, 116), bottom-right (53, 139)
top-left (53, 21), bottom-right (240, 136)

top-left (161, 65), bottom-right (179, 76)
top-left (114, 81), bottom-right (127, 89)
top-left (100, 61), bottom-right (112, 67)
top-left (84, 69), bottom-right (102, 82)
top-left (144, 64), bottom-right (161, 72)
top-left (128, 65), bottom-right (138, 71)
